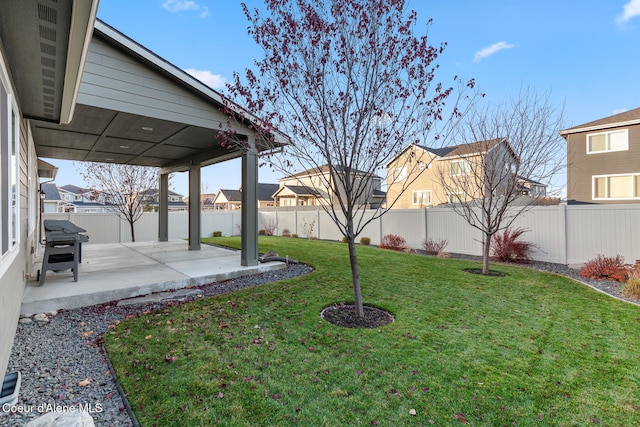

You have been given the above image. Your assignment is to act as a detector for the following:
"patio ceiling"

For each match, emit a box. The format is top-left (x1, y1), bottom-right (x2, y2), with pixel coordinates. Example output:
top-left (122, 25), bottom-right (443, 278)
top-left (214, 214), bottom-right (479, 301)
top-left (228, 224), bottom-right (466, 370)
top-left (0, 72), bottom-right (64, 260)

top-left (31, 103), bottom-right (242, 171)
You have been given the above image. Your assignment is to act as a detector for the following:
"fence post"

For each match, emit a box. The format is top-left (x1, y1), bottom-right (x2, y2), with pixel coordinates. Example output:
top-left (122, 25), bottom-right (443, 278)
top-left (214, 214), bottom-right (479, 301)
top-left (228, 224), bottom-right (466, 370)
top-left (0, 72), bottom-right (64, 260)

top-left (423, 207), bottom-right (428, 247)
top-left (559, 204), bottom-right (568, 265)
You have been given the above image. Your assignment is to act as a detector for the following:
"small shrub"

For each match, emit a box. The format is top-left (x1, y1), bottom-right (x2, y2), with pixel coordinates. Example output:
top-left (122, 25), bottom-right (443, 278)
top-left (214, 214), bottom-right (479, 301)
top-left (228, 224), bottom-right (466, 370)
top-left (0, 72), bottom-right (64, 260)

top-left (342, 236), bottom-right (348, 243)
top-left (212, 231), bottom-right (222, 237)
top-left (281, 229), bottom-right (291, 237)
top-left (291, 233), bottom-right (299, 238)
top-left (623, 270), bottom-right (640, 299)
top-left (258, 229), bottom-right (266, 236)
top-left (491, 228), bottom-right (535, 263)
top-left (308, 235), bottom-right (318, 240)
top-left (421, 238), bottom-right (448, 255)
top-left (380, 234), bottom-right (407, 252)
top-left (360, 237), bottom-right (371, 246)
top-left (579, 254), bottom-right (628, 282)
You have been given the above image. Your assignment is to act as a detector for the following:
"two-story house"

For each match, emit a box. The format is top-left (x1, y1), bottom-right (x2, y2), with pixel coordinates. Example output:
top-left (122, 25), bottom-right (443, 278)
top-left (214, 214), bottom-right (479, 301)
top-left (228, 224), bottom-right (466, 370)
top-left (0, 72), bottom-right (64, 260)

top-left (139, 189), bottom-right (187, 212)
top-left (386, 139), bottom-right (529, 208)
top-left (57, 184), bottom-right (111, 213)
top-left (273, 165), bottom-right (386, 208)
top-left (561, 107), bottom-right (640, 204)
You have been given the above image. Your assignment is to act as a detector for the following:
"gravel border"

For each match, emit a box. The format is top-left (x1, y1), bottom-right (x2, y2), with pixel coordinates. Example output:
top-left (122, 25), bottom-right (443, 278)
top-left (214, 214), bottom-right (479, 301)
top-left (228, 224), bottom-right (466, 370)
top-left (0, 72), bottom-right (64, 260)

top-left (0, 263), bottom-right (311, 427)
top-left (1, 254), bottom-right (638, 426)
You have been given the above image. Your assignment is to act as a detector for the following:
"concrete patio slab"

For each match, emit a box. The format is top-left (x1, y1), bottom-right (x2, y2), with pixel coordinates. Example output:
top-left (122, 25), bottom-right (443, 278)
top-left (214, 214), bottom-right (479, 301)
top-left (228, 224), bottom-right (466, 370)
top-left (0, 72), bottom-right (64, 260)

top-left (22, 240), bottom-right (284, 314)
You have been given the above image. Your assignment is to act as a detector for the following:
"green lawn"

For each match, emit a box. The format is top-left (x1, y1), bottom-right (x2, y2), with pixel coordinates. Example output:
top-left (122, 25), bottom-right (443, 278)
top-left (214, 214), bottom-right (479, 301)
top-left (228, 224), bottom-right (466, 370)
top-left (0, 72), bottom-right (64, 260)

top-left (104, 237), bottom-right (640, 426)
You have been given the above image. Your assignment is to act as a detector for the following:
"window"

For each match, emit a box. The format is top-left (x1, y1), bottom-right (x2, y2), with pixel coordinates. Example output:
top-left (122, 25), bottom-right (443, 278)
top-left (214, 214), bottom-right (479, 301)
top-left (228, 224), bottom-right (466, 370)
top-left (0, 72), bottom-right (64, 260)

top-left (390, 167), bottom-right (407, 182)
top-left (587, 129), bottom-right (628, 154)
top-left (593, 174), bottom-right (640, 200)
top-left (1, 75), bottom-right (19, 259)
top-left (448, 192), bottom-right (466, 203)
top-left (450, 159), bottom-right (470, 176)
top-left (412, 190), bottom-right (432, 206)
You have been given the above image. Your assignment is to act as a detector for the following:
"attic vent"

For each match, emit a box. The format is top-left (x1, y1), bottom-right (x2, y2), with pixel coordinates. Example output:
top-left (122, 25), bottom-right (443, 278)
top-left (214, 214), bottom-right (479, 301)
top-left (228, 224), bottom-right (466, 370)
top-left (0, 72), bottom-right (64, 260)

top-left (43, 95), bottom-right (54, 103)
top-left (41, 57), bottom-right (56, 68)
top-left (39, 25), bottom-right (57, 42)
top-left (37, 4), bottom-right (57, 24)
top-left (42, 79), bottom-right (55, 88)
top-left (43, 88), bottom-right (54, 96)
top-left (40, 42), bottom-right (56, 56)
top-left (42, 69), bottom-right (55, 79)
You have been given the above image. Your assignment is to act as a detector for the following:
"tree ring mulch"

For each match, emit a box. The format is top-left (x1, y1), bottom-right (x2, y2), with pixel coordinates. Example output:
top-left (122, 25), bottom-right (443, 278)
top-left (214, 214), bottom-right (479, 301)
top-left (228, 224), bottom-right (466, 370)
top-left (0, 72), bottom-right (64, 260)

top-left (321, 304), bottom-right (394, 329)
top-left (463, 268), bottom-right (508, 277)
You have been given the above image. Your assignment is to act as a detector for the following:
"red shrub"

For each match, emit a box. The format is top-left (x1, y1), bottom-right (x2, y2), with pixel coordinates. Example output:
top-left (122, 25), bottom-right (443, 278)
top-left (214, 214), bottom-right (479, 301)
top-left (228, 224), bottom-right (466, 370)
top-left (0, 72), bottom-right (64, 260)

top-left (380, 234), bottom-right (407, 251)
top-left (579, 254), bottom-right (628, 282)
top-left (491, 228), bottom-right (535, 263)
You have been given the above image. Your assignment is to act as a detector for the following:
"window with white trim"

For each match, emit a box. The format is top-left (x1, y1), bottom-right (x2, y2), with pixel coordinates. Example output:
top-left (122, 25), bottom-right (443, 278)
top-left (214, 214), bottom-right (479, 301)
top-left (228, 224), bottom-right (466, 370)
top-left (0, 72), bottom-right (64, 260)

top-left (450, 159), bottom-right (470, 176)
top-left (587, 129), bottom-right (628, 154)
top-left (1, 75), bottom-right (20, 258)
top-left (412, 190), bottom-right (432, 206)
top-left (390, 167), bottom-right (407, 182)
top-left (448, 192), bottom-right (466, 203)
top-left (593, 173), bottom-right (640, 200)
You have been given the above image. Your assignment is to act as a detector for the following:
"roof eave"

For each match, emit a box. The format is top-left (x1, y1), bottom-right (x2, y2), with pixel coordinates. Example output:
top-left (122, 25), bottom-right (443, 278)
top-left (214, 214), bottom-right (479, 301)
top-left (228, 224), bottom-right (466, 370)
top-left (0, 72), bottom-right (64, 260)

top-left (560, 119), bottom-right (640, 136)
top-left (60, 0), bottom-right (100, 124)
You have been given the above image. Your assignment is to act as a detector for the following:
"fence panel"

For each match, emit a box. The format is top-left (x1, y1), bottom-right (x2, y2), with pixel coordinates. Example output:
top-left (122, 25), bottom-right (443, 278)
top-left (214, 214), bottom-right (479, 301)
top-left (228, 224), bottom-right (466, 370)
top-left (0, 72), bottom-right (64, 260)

top-left (426, 207), bottom-right (483, 255)
top-left (566, 204), bottom-right (640, 265)
top-left (380, 209), bottom-right (425, 249)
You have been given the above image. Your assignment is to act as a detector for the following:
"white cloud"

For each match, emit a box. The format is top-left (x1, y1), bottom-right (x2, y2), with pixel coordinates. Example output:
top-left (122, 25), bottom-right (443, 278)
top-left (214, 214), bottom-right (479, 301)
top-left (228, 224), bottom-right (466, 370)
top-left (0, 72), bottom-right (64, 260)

top-left (162, 0), bottom-right (208, 17)
top-left (185, 69), bottom-right (227, 89)
top-left (473, 41), bottom-right (515, 63)
top-left (617, 0), bottom-right (640, 25)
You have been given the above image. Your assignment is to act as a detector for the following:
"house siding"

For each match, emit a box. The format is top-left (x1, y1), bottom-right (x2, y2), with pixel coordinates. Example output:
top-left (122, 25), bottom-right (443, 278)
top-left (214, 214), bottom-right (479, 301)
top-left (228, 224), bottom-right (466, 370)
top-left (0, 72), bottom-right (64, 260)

top-left (78, 36), bottom-right (233, 131)
top-left (567, 124), bottom-right (640, 204)
top-left (0, 115), bottom-right (33, 382)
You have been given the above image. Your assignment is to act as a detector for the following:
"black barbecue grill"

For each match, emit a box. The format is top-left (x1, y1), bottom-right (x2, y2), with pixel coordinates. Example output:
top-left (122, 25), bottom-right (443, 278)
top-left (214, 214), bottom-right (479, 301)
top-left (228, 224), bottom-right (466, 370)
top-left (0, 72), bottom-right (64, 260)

top-left (39, 220), bottom-right (89, 286)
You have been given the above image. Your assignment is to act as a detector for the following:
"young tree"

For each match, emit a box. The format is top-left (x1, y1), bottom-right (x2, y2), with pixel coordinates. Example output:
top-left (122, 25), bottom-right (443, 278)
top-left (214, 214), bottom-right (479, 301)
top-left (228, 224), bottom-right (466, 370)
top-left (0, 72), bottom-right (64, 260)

top-left (434, 87), bottom-right (566, 275)
top-left (77, 162), bottom-right (159, 242)
top-left (225, 0), bottom-right (476, 318)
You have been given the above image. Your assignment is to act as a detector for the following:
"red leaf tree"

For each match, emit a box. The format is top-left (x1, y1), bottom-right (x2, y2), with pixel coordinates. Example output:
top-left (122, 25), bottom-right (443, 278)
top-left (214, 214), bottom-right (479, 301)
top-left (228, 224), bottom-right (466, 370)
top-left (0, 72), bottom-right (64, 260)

top-left (225, 0), bottom-right (477, 318)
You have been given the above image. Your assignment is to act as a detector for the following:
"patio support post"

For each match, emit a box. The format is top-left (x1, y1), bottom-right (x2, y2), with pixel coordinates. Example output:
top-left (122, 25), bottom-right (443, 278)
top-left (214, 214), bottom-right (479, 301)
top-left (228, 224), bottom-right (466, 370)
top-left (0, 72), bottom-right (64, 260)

top-left (159, 172), bottom-right (169, 241)
top-left (188, 163), bottom-right (201, 250)
top-left (241, 137), bottom-right (259, 266)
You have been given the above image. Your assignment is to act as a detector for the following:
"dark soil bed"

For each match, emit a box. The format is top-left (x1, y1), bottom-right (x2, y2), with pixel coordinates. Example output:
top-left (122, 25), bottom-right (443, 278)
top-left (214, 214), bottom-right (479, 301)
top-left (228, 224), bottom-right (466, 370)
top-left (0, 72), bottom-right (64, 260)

top-left (321, 304), bottom-right (394, 328)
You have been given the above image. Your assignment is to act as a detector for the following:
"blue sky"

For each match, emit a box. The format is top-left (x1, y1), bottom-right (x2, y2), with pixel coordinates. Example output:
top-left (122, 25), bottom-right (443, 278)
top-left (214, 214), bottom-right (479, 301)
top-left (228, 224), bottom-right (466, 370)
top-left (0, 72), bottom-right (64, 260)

top-left (49, 0), bottom-right (640, 196)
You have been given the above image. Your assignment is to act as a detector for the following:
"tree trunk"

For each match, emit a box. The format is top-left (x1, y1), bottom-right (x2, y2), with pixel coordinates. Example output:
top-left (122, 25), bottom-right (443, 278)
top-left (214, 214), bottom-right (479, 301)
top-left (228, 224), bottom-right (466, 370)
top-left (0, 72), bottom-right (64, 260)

top-left (482, 233), bottom-right (491, 275)
top-left (347, 236), bottom-right (364, 318)
top-left (130, 220), bottom-right (136, 243)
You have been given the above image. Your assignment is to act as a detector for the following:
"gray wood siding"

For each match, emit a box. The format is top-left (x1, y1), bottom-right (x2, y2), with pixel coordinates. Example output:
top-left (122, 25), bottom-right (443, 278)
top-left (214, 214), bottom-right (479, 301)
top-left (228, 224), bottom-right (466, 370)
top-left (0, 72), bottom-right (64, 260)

top-left (77, 38), bottom-right (232, 131)
top-left (567, 124), bottom-right (640, 204)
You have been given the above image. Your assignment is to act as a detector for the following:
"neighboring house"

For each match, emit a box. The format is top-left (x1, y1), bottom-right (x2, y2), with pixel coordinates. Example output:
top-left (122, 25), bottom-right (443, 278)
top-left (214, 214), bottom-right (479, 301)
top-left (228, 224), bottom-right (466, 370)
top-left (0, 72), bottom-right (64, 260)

top-left (274, 165), bottom-right (385, 208)
top-left (212, 183), bottom-right (279, 210)
top-left (386, 139), bottom-right (521, 208)
top-left (58, 184), bottom-right (111, 213)
top-left (561, 107), bottom-right (640, 204)
top-left (213, 189), bottom-right (242, 210)
top-left (139, 189), bottom-right (187, 212)
top-left (40, 183), bottom-right (62, 213)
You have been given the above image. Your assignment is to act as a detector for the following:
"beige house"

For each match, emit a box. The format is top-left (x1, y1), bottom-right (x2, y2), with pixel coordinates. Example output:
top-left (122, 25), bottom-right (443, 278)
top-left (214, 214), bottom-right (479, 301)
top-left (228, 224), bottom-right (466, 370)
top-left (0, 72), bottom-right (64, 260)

top-left (274, 165), bottom-right (385, 208)
top-left (386, 139), bottom-right (525, 208)
top-left (212, 183), bottom-right (279, 210)
top-left (561, 107), bottom-right (640, 204)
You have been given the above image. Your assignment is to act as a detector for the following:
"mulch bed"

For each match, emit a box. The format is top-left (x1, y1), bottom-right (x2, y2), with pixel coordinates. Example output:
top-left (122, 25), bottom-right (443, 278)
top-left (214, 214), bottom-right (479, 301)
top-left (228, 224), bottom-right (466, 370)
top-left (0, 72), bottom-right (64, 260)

top-left (321, 304), bottom-right (394, 329)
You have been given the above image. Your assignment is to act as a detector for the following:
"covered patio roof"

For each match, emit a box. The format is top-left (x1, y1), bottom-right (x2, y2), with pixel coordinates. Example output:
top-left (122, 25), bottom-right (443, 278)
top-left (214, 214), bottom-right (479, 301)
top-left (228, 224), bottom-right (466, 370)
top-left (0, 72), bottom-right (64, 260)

top-left (30, 19), bottom-right (280, 173)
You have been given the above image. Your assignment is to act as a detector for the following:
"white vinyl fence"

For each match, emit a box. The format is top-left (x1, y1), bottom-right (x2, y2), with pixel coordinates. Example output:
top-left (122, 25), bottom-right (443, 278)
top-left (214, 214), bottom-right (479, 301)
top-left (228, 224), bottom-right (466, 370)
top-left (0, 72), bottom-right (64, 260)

top-left (44, 203), bottom-right (640, 266)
